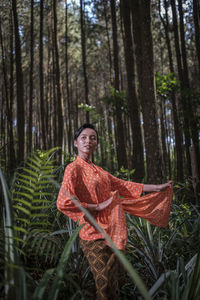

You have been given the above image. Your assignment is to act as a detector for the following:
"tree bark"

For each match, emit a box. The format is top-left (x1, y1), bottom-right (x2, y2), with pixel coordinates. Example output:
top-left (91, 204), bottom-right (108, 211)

top-left (103, 0), bottom-right (113, 84)
top-left (53, 0), bottom-right (64, 155)
top-left (28, 0), bottom-right (34, 153)
top-left (179, 0), bottom-right (200, 177)
top-left (0, 16), bottom-right (15, 171)
top-left (171, 0), bottom-right (192, 176)
top-left (12, 0), bottom-right (24, 164)
top-left (131, 0), bottom-right (163, 183)
top-left (80, 0), bottom-right (89, 123)
top-left (159, 0), bottom-right (184, 181)
top-left (120, 0), bottom-right (144, 181)
top-left (110, 0), bottom-right (128, 169)
top-left (39, 0), bottom-right (47, 149)
top-left (65, 1), bottom-right (72, 156)
top-left (193, 0), bottom-right (200, 79)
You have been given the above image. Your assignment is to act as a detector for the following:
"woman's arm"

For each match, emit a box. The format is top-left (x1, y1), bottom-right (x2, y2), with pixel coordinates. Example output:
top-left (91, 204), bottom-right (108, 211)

top-left (87, 196), bottom-right (113, 212)
top-left (142, 181), bottom-right (172, 193)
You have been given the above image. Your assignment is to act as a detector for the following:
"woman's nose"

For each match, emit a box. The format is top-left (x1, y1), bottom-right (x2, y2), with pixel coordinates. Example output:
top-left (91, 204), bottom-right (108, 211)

top-left (85, 137), bottom-right (91, 143)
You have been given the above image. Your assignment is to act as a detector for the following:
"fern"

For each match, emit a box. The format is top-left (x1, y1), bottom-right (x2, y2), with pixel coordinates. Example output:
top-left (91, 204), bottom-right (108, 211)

top-left (11, 148), bottom-right (60, 262)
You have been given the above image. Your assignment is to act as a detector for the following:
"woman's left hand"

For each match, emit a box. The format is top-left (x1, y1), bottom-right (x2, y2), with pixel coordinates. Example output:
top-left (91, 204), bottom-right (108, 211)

top-left (155, 181), bottom-right (173, 192)
top-left (143, 181), bottom-right (172, 193)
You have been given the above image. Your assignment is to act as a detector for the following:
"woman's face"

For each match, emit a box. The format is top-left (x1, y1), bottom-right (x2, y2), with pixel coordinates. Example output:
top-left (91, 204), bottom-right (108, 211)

top-left (74, 128), bottom-right (98, 156)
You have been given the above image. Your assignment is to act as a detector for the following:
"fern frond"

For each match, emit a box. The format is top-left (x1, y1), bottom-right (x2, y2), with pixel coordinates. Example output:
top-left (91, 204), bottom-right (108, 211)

top-left (11, 149), bottom-right (58, 259)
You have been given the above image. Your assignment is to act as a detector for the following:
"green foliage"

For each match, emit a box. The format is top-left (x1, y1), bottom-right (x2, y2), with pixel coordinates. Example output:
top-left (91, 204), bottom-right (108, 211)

top-left (102, 86), bottom-right (128, 114)
top-left (11, 148), bottom-right (59, 261)
top-left (156, 72), bottom-right (179, 98)
top-left (78, 103), bottom-right (102, 123)
top-left (114, 166), bottom-right (135, 181)
top-left (125, 196), bottom-right (200, 298)
top-left (1, 149), bottom-right (200, 299)
top-left (32, 224), bottom-right (84, 300)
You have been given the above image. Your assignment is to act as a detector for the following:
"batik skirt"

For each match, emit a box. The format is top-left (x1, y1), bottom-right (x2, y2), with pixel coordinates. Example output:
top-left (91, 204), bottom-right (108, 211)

top-left (80, 239), bottom-right (125, 300)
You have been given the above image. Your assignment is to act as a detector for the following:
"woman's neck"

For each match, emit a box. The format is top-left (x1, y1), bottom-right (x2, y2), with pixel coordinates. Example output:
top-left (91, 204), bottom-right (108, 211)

top-left (78, 153), bottom-right (91, 162)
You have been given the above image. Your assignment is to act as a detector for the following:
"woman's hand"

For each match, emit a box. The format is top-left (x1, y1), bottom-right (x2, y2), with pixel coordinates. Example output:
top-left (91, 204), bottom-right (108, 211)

top-left (87, 196), bottom-right (113, 212)
top-left (143, 181), bottom-right (172, 193)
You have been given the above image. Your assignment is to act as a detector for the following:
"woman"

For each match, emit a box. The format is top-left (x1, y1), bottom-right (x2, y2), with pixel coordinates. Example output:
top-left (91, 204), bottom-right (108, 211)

top-left (57, 123), bottom-right (173, 300)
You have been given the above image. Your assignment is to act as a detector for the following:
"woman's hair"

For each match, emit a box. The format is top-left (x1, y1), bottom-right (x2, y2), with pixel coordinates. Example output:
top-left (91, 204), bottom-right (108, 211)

top-left (74, 123), bottom-right (98, 141)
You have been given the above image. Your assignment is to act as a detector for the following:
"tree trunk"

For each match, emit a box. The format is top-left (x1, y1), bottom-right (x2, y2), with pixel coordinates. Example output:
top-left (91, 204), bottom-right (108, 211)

top-left (28, 0), bottom-right (34, 154)
top-left (9, 11), bottom-right (16, 171)
top-left (171, 0), bottom-right (192, 176)
top-left (65, 1), bottom-right (72, 156)
top-left (193, 0), bottom-right (200, 79)
top-left (110, 0), bottom-right (128, 169)
top-left (80, 0), bottom-right (89, 123)
top-left (103, 0), bottom-right (113, 84)
top-left (39, 0), bottom-right (47, 149)
top-left (178, 0), bottom-right (200, 178)
top-left (120, 0), bottom-right (144, 181)
top-left (53, 0), bottom-right (64, 155)
top-left (131, 0), bottom-right (163, 183)
top-left (0, 17), bottom-right (15, 171)
top-left (159, 99), bottom-right (167, 179)
top-left (159, 0), bottom-right (184, 181)
top-left (12, 0), bottom-right (24, 164)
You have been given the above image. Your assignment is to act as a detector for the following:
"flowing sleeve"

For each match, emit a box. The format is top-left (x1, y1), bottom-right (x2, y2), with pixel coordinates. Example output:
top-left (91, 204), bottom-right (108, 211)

top-left (56, 165), bottom-right (88, 222)
top-left (107, 172), bottom-right (144, 199)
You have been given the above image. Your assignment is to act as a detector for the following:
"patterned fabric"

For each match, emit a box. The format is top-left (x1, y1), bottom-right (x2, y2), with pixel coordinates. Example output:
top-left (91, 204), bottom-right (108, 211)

top-left (80, 239), bottom-right (124, 300)
top-left (57, 156), bottom-right (173, 250)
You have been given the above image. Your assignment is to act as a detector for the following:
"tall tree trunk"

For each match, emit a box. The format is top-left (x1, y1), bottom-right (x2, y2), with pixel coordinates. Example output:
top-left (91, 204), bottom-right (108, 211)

top-left (171, 0), bottom-right (191, 176)
top-left (65, 1), bottom-right (72, 156)
top-left (159, 0), bottom-right (184, 181)
top-left (12, 0), bottom-right (24, 164)
top-left (178, 0), bottom-right (200, 178)
top-left (80, 0), bottom-right (89, 123)
top-left (102, 0), bottom-right (115, 170)
top-left (159, 99), bottom-right (167, 178)
top-left (103, 0), bottom-right (113, 84)
top-left (131, 0), bottom-right (163, 183)
top-left (0, 17), bottom-right (15, 171)
top-left (193, 0), bottom-right (200, 78)
top-left (9, 10), bottom-right (16, 171)
top-left (53, 0), bottom-right (63, 155)
top-left (28, 0), bottom-right (34, 153)
top-left (39, 0), bottom-right (47, 149)
top-left (110, 0), bottom-right (128, 169)
top-left (120, 0), bottom-right (144, 181)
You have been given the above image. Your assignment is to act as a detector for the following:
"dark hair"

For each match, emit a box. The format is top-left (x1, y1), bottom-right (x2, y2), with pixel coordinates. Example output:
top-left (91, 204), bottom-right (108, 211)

top-left (74, 123), bottom-right (98, 141)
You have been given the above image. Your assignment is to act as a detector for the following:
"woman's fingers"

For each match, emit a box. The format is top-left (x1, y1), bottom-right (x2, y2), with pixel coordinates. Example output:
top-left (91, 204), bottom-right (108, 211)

top-left (98, 196), bottom-right (113, 211)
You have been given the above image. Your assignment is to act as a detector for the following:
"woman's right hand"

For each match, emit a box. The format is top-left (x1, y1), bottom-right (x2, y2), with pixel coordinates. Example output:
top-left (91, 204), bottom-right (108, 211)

top-left (87, 196), bottom-right (113, 212)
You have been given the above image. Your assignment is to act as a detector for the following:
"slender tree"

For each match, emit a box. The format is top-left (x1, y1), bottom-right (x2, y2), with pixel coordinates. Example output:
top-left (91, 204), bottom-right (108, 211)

top-left (39, 0), bottom-right (47, 149)
top-left (0, 16), bottom-right (15, 171)
top-left (28, 0), bottom-right (34, 153)
top-left (53, 0), bottom-right (64, 154)
top-left (12, 0), bottom-right (24, 164)
top-left (110, 0), bottom-right (128, 169)
top-left (171, 0), bottom-right (192, 176)
top-left (102, 0), bottom-right (113, 84)
top-left (178, 0), bottom-right (199, 177)
top-left (80, 0), bottom-right (89, 123)
top-left (193, 0), bottom-right (200, 78)
top-left (65, 1), bottom-right (72, 155)
top-left (159, 0), bottom-right (184, 181)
